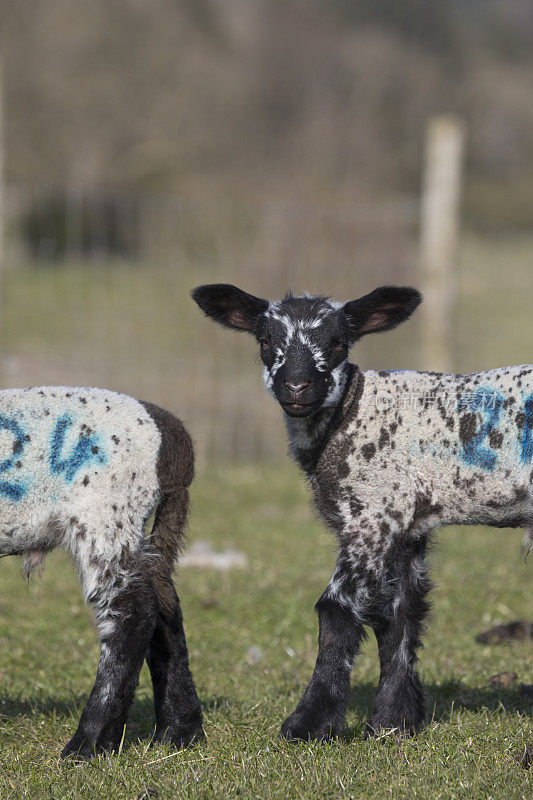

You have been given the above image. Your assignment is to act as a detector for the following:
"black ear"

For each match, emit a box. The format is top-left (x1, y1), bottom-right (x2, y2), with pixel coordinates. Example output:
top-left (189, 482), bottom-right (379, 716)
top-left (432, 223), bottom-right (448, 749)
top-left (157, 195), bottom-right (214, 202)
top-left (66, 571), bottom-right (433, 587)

top-left (191, 284), bottom-right (269, 333)
top-left (342, 286), bottom-right (422, 341)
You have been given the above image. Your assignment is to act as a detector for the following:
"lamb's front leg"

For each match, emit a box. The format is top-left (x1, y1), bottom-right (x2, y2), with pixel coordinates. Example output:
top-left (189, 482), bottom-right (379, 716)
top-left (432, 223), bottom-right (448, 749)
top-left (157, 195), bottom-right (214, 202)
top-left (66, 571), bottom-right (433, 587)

top-left (280, 573), bottom-right (367, 742)
top-left (366, 537), bottom-right (431, 736)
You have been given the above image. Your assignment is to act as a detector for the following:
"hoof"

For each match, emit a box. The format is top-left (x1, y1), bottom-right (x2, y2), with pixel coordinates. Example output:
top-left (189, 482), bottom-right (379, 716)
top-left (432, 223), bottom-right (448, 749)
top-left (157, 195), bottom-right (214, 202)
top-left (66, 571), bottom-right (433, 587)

top-left (152, 706), bottom-right (204, 750)
top-left (280, 711), bottom-right (341, 743)
top-left (364, 716), bottom-right (423, 739)
top-left (153, 722), bottom-right (205, 750)
top-left (61, 736), bottom-right (109, 761)
top-left (61, 728), bottom-right (121, 761)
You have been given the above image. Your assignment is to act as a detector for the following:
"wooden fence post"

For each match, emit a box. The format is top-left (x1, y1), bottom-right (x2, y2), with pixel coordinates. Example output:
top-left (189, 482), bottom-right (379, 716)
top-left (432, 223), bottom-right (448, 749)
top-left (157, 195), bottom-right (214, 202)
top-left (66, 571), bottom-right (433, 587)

top-left (419, 115), bottom-right (466, 372)
top-left (0, 56), bottom-right (4, 388)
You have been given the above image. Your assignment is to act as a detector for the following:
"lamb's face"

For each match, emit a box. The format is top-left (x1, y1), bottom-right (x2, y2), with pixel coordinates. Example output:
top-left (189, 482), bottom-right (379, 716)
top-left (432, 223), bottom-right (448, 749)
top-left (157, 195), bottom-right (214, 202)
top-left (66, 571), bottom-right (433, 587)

top-left (192, 282), bottom-right (422, 418)
top-left (257, 297), bottom-right (351, 417)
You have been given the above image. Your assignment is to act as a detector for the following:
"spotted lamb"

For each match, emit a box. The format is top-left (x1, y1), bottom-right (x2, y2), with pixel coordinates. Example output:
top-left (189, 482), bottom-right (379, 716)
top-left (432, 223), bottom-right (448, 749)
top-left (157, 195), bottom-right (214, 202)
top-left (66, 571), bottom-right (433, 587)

top-left (0, 387), bottom-right (203, 759)
top-left (193, 282), bottom-right (532, 740)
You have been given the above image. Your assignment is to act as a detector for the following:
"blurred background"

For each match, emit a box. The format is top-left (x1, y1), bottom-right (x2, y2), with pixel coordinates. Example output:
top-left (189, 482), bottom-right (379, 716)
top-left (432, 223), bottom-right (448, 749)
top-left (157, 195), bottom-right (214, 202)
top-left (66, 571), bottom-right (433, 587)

top-left (0, 0), bottom-right (532, 461)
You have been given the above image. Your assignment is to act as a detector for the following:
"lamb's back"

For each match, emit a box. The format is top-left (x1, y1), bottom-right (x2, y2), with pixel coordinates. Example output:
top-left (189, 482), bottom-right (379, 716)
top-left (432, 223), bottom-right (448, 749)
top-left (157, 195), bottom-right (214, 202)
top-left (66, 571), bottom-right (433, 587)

top-left (320, 365), bottom-right (533, 533)
top-left (0, 387), bottom-right (161, 548)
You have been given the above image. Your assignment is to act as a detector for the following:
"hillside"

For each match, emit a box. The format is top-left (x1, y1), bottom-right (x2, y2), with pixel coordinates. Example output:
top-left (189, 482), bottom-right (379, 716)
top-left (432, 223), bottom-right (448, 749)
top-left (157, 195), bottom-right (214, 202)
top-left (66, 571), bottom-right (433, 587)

top-left (2, 0), bottom-right (533, 227)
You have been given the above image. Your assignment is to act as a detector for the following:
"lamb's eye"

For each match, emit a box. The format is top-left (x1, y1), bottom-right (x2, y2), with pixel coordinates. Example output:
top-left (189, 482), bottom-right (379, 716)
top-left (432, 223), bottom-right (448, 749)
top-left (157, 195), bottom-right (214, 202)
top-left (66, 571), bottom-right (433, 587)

top-left (259, 337), bottom-right (270, 350)
top-left (332, 338), bottom-right (347, 351)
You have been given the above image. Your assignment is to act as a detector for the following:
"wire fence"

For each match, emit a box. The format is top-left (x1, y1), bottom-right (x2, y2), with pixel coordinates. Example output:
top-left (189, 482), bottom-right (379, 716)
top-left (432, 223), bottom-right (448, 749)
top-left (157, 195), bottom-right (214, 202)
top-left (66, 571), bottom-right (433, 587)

top-left (1, 184), bottom-right (421, 462)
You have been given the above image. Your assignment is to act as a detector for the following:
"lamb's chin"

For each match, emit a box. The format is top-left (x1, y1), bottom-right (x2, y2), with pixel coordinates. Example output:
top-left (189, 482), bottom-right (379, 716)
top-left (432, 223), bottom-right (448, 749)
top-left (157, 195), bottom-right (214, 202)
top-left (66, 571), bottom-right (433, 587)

top-left (281, 401), bottom-right (322, 418)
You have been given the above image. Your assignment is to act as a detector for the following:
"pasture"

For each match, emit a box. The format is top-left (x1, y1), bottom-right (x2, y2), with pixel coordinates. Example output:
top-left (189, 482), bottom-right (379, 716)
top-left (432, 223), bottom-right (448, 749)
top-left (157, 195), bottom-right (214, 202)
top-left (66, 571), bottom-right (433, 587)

top-left (3, 3), bottom-right (533, 796)
top-left (0, 233), bottom-right (531, 797)
top-left (0, 462), bottom-right (531, 800)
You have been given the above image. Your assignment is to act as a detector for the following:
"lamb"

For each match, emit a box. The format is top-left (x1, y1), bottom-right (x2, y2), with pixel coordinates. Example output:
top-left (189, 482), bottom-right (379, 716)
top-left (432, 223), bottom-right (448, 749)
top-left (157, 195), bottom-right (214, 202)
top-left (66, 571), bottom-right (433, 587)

top-left (192, 282), bottom-right (532, 740)
top-left (0, 386), bottom-right (203, 759)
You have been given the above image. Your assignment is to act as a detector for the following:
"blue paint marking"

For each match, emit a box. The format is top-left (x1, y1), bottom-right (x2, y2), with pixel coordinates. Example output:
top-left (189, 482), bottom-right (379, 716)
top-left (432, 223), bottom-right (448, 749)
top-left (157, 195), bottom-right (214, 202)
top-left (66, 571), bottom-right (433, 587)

top-left (459, 388), bottom-right (503, 472)
top-left (49, 414), bottom-right (106, 483)
top-left (521, 393), bottom-right (533, 464)
top-left (0, 414), bottom-right (28, 501)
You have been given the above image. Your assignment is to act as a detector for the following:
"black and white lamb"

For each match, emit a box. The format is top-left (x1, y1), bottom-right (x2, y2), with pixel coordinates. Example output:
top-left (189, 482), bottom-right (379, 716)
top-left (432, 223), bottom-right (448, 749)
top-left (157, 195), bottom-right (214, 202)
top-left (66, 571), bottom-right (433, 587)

top-left (192, 282), bottom-right (532, 740)
top-left (0, 387), bottom-right (203, 759)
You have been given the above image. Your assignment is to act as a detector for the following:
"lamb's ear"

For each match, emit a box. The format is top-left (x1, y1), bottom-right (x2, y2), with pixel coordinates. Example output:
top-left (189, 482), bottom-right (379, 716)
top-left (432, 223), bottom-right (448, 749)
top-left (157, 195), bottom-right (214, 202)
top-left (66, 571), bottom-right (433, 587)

top-left (191, 284), bottom-right (269, 333)
top-left (342, 286), bottom-right (422, 341)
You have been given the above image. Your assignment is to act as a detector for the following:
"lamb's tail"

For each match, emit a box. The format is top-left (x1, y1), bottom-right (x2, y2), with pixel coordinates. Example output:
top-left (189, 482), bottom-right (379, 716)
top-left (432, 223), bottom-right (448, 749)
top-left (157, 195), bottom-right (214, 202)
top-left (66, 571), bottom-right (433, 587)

top-left (523, 527), bottom-right (533, 559)
top-left (22, 549), bottom-right (49, 580)
top-left (148, 488), bottom-right (191, 591)
top-left (140, 401), bottom-right (195, 611)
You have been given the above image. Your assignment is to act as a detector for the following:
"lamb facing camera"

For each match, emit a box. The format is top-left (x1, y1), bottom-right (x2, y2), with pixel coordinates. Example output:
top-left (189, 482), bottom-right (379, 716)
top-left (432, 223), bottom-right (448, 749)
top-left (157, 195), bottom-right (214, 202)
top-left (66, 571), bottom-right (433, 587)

top-left (193, 282), bottom-right (532, 740)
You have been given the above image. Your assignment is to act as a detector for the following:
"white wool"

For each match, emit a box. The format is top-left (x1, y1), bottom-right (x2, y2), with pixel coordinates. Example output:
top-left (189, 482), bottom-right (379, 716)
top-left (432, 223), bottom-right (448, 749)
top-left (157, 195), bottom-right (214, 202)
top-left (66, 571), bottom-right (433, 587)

top-left (0, 386), bottom-right (161, 617)
top-left (327, 366), bottom-right (533, 537)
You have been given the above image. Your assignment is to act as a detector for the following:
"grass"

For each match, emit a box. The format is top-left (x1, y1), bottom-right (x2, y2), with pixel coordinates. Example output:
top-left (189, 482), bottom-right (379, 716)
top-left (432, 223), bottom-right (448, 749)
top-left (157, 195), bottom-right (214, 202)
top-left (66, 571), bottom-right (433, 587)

top-left (0, 462), bottom-right (531, 799)
top-left (455, 234), bottom-right (533, 372)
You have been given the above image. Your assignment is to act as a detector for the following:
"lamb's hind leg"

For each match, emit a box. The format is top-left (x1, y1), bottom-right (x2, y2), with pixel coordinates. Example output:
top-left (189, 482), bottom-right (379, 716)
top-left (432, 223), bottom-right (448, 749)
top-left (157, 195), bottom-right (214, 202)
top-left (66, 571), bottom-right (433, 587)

top-left (145, 489), bottom-right (203, 748)
top-left (147, 579), bottom-right (203, 748)
top-left (61, 533), bottom-right (158, 760)
top-left (366, 536), bottom-right (431, 736)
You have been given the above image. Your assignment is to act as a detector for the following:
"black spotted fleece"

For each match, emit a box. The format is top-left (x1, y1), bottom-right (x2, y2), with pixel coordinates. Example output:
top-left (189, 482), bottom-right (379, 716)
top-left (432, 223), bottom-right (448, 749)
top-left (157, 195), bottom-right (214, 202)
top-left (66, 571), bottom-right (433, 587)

top-left (191, 279), bottom-right (532, 742)
top-left (278, 362), bottom-right (532, 739)
top-left (287, 364), bottom-right (533, 605)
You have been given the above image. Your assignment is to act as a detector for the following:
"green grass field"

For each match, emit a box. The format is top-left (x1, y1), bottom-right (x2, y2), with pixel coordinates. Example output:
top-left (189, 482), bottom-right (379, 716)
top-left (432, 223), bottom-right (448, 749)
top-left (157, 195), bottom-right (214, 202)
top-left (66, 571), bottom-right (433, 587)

top-left (0, 463), bottom-right (531, 800)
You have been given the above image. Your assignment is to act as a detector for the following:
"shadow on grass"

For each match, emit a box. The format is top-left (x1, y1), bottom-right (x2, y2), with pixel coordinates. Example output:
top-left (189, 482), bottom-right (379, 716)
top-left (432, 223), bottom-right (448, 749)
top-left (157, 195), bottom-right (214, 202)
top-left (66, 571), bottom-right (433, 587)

top-left (343, 679), bottom-right (532, 739)
top-left (0, 692), bottom-right (229, 749)
top-left (0, 681), bottom-right (530, 752)
top-left (0, 693), bottom-right (83, 720)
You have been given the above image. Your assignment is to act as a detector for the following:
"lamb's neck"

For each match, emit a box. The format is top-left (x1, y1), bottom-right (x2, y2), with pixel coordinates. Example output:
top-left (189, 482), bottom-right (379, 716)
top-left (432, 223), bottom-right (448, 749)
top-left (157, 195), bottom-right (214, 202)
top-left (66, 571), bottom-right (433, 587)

top-left (284, 363), bottom-right (357, 475)
top-left (285, 407), bottom-right (336, 473)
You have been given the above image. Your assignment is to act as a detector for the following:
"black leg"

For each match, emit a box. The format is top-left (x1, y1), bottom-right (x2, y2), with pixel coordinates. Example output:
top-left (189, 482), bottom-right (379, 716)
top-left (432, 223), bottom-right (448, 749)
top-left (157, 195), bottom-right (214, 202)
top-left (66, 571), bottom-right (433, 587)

top-left (280, 590), bottom-right (366, 742)
top-left (366, 539), bottom-right (431, 736)
top-left (61, 579), bottom-right (158, 760)
top-left (147, 583), bottom-right (203, 748)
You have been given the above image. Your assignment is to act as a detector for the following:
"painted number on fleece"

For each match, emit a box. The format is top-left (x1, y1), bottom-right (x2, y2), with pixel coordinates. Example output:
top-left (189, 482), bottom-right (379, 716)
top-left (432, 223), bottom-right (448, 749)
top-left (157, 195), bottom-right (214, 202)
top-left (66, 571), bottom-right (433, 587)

top-left (0, 413), bottom-right (106, 501)
top-left (459, 389), bottom-right (533, 471)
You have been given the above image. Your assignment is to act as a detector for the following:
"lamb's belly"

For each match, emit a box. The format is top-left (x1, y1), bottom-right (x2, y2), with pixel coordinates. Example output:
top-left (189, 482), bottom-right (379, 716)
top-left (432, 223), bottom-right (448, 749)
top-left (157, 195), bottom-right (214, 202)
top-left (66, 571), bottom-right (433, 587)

top-left (0, 513), bottom-right (52, 554)
top-left (0, 487), bottom-right (79, 553)
top-left (435, 459), bottom-right (531, 528)
top-left (400, 431), bottom-right (530, 528)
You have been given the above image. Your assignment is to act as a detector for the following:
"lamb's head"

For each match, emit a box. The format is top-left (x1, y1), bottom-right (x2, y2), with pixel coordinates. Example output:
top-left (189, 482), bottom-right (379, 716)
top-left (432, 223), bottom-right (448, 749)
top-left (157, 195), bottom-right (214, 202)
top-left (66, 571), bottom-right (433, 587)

top-left (192, 284), bottom-right (422, 418)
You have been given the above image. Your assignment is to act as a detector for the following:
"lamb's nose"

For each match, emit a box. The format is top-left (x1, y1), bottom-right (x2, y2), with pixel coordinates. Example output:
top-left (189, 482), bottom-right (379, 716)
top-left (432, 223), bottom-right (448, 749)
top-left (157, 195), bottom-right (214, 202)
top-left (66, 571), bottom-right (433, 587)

top-left (285, 381), bottom-right (309, 395)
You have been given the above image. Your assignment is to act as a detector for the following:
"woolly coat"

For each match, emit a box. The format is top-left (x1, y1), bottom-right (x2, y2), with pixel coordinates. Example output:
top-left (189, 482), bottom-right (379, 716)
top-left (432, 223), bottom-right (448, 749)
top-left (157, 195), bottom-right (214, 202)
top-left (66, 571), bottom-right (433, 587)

top-left (289, 364), bottom-right (533, 577)
top-left (0, 386), bottom-right (192, 616)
